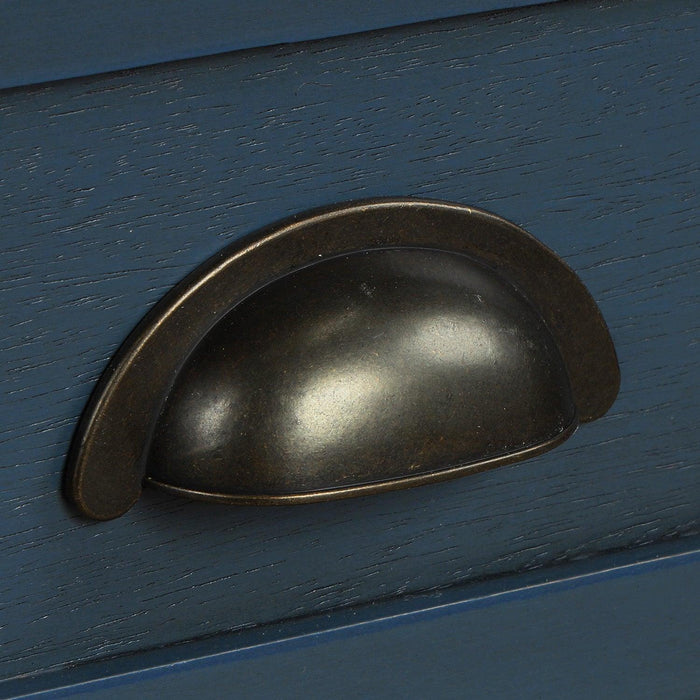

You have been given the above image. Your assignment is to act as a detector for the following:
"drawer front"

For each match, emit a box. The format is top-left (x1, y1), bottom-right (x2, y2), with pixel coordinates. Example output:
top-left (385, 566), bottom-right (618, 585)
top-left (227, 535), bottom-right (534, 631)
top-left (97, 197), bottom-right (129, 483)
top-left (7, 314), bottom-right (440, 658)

top-left (1, 0), bottom-right (698, 681)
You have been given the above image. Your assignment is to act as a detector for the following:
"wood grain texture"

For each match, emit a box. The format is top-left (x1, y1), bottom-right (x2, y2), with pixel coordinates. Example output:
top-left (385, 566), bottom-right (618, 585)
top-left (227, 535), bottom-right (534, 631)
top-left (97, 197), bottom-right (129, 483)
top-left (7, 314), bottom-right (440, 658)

top-left (3, 536), bottom-right (698, 699)
top-left (1, 0), bottom-right (698, 681)
top-left (0, 0), bottom-right (560, 90)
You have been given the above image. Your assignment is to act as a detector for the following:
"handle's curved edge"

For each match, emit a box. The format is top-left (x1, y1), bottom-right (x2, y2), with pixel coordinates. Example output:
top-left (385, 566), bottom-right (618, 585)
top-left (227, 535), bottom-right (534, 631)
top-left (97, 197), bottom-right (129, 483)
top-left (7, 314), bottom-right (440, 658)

top-left (64, 198), bottom-right (620, 520)
top-left (64, 361), bottom-right (145, 520)
top-left (144, 419), bottom-right (578, 505)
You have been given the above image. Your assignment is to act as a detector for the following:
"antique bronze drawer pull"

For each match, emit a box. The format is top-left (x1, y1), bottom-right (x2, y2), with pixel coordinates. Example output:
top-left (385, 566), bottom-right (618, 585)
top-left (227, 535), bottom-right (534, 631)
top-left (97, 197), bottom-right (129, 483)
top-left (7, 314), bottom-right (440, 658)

top-left (65, 199), bottom-right (619, 520)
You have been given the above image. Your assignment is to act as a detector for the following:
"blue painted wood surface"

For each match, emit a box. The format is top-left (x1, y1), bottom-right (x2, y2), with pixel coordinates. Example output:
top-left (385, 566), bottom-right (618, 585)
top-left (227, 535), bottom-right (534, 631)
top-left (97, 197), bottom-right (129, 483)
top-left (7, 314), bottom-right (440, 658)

top-left (3, 536), bottom-right (699, 698)
top-left (1, 0), bottom-right (698, 682)
top-left (0, 0), bottom-right (559, 90)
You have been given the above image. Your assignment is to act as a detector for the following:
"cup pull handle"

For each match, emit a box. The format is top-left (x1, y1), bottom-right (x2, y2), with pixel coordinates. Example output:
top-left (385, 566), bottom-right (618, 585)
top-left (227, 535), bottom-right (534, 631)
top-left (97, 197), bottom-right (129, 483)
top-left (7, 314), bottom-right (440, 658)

top-left (65, 198), bottom-right (619, 520)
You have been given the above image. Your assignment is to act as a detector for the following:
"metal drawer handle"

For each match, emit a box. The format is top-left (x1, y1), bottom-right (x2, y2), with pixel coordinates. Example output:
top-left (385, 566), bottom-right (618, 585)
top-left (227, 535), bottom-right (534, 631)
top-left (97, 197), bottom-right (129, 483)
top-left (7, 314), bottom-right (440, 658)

top-left (65, 199), bottom-right (619, 520)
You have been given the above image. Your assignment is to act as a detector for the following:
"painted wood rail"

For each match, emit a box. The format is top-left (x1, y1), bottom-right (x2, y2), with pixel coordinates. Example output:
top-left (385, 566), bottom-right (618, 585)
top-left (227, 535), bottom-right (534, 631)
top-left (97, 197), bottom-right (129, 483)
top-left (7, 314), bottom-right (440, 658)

top-left (0, 0), bottom-right (559, 90)
top-left (1, 0), bottom-right (698, 682)
top-left (3, 536), bottom-right (699, 698)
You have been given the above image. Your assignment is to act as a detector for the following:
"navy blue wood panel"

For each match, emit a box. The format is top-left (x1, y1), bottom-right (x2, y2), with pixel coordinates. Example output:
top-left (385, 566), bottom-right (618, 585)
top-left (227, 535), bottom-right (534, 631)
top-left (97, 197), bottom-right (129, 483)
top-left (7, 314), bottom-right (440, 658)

top-left (0, 0), bottom-right (559, 90)
top-left (1, 0), bottom-right (698, 682)
top-left (3, 537), bottom-right (699, 698)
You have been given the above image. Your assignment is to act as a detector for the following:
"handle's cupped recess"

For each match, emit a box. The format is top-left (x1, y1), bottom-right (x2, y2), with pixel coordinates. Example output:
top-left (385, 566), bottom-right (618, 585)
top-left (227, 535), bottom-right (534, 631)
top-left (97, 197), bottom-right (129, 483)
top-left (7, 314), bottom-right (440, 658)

top-left (65, 199), bottom-right (619, 520)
